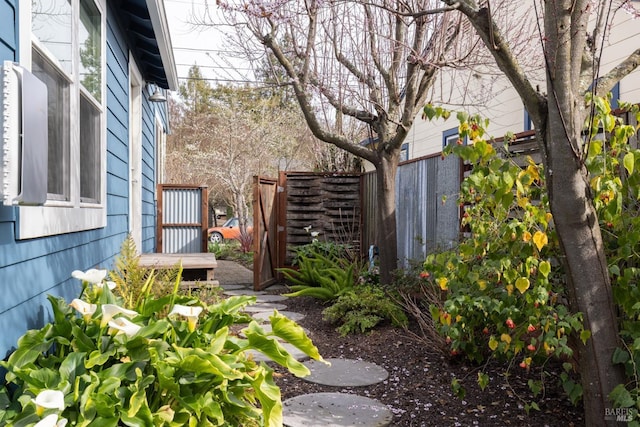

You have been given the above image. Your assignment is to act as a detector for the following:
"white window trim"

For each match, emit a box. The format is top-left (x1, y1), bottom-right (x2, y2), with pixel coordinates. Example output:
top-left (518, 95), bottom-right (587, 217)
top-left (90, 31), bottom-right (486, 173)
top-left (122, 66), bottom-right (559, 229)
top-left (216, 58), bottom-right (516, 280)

top-left (17, 0), bottom-right (107, 239)
top-left (155, 113), bottom-right (167, 193)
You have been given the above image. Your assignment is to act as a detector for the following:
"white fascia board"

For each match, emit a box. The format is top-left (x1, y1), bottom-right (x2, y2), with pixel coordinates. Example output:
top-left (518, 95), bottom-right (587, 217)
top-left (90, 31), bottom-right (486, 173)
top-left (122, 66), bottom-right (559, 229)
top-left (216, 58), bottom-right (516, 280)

top-left (146, 0), bottom-right (179, 91)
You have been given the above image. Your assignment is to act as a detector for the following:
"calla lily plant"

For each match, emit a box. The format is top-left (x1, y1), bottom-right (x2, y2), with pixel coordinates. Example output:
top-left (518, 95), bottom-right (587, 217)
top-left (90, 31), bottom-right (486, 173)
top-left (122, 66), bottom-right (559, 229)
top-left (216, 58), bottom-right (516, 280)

top-left (0, 263), bottom-right (323, 427)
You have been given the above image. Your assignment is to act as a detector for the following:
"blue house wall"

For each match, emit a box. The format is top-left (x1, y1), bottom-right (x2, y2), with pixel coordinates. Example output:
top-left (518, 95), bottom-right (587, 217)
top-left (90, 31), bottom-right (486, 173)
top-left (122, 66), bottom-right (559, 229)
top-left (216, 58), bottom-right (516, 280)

top-left (0, 1), bottom-right (169, 358)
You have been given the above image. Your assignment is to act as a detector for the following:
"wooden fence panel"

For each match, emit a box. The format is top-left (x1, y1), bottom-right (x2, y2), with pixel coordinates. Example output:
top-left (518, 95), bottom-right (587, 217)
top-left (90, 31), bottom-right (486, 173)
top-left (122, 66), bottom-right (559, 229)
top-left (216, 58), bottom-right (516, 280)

top-left (282, 172), bottom-right (362, 265)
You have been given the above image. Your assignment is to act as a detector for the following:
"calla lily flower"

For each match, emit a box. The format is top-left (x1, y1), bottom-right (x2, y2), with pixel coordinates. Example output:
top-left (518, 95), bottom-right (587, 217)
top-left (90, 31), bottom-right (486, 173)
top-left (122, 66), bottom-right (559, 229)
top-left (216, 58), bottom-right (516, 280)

top-left (33, 390), bottom-right (64, 416)
top-left (169, 304), bottom-right (203, 332)
top-left (310, 231), bottom-right (319, 237)
top-left (69, 299), bottom-right (97, 320)
top-left (303, 226), bottom-right (312, 232)
top-left (108, 317), bottom-right (142, 337)
top-left (34, 414), bottom-right (67, 427)
top-left (101, 304), bottom-right (138, 327)
top-left (98, 281), bottom-right (117, 291)
top-left (71, 269), bottom-right (107, 284)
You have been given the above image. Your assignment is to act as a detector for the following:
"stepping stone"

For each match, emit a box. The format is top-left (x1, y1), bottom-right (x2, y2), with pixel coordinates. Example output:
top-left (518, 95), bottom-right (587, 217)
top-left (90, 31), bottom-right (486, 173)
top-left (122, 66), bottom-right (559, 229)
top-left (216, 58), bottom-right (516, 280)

top-left (242, 303), bottom-right (288, 313)
top-left (219, 283), bottom-right (246, 291)
top-left (240, 323), bottom-right (310, 340)
top-left (264, 284), bottom-right (288, 292)
top-left (224, 289), bottom-right (267, 296)
top-left (245, 342), bottom-right (310, 362)
top-left (255, 294), bottom-right (289, 303)
top-left (283, 392), bottom-right (393, 427)
top-left (252, 310), bottom-right (305, 323)
top-left (302, 358), bottom-right (388, 387)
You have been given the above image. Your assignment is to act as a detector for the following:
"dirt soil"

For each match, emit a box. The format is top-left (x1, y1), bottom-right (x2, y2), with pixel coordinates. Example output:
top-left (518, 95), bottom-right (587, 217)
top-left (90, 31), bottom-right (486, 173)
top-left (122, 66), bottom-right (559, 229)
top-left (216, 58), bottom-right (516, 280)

top-left (267, 293), bottom-right (585, 427)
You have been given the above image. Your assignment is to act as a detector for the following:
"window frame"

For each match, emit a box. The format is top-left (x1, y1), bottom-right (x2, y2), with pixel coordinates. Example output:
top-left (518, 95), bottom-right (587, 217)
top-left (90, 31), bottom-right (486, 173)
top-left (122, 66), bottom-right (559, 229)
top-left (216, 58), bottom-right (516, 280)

top-left (443, 127), bottom-right (464, 149)
top-left (399, 143), bottom-right (409, 162)
top-left (17, 0), bottom-right (107, 239)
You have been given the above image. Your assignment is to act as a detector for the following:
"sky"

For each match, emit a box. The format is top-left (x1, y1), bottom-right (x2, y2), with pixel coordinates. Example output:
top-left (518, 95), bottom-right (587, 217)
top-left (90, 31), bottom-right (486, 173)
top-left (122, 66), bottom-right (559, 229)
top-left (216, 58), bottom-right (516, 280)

top-left (164, 0), bottom-right (255, 88)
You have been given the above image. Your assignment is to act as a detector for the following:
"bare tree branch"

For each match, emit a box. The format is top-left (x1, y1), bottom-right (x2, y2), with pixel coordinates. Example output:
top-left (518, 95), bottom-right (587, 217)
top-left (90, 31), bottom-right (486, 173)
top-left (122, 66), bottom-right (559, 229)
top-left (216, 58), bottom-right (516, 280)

top-left (593, 48), bottom-right (640, 97)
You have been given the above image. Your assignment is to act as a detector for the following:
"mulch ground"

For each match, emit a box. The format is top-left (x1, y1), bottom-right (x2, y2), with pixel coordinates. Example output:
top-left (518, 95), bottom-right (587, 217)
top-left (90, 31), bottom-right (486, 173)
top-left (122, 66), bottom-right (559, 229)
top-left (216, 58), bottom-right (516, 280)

top-left (267, 293), bottom-right (585, 427)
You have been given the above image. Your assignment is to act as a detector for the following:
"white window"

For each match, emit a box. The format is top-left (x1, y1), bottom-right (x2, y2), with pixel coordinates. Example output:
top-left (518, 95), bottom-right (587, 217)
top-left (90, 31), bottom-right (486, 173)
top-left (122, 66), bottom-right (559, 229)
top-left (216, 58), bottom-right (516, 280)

top-left (18, 0), bottom-right (106, 238)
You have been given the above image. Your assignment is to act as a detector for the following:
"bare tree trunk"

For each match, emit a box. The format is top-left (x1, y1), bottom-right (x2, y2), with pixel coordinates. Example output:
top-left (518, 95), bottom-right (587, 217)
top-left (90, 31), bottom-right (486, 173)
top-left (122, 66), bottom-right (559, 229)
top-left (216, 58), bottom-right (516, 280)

top-left (544, 94), bottom-right (625, 427)
top-left (375, 152), bottom-right (399, 285)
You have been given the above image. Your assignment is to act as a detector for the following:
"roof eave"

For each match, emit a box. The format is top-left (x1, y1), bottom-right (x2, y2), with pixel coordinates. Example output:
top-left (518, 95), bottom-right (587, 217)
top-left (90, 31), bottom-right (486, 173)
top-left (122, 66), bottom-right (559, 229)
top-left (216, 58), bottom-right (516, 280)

top-left (145, 0), bottom-right (179, 91)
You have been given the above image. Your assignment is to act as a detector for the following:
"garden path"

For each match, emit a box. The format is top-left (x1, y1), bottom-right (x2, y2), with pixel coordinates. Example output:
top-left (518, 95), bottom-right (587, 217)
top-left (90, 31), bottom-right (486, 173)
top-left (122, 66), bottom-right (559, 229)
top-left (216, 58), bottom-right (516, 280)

top-left (214, 259), bottom-right (393, 427)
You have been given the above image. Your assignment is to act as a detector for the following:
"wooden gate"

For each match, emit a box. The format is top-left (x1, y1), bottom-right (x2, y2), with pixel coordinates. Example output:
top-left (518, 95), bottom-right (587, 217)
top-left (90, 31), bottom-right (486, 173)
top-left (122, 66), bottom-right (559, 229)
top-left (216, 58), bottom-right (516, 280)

top-left (157, 185), bottom-right (208, 253)
top-left (252, 172), bottom-right (363, 290)
top-left (253, 176), bottom-right (280, 290)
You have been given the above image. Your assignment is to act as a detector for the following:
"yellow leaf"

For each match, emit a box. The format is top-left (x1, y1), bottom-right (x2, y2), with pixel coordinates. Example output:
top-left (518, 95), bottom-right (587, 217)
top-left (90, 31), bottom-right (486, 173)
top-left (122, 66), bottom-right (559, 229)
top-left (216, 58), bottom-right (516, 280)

top-left (522, 231), bottom-right (532, 242)
top-left (526, 165), bottom-right (540, 182)
top-left (545, 212), bottom-right (553, 223)
top-left (500, 333), bottom-right (512, 344)
top-left (455, 315), bottom-right (462, 322)
top-left (437, 277), bottom-right (449, 291)
top-left (477, 280), bottom-right (487, 291)
top-left (440, 312), bottom-right (452, 325)
top-left (506, 284), bottom-right (514, 296)
top-left (517, 197), bottom-right (529, 208)
top-left (488, 336), bottom-right (498, 351)
top-left (533, 231), bottom-right (548, 251)
top-left (539, 261), bottom-right (551, 278)
top-left (515, 277), bottom-right (530, 294)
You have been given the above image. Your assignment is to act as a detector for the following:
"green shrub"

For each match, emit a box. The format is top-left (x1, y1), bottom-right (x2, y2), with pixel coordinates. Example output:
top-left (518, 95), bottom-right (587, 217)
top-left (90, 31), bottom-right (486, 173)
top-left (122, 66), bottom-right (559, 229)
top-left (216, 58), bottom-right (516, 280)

top-left (109, 235), bottom-right (181, 309)
top-left (0, 264), bottom-right (323, 426)
top-left (208, 241), bottom-right (237, 259)
top-left (419, 110), bottom-right (586, 411)
top-left (280, 253), bottom-right (355, 301)
top-left (322, 285), bottom-right (408, 336)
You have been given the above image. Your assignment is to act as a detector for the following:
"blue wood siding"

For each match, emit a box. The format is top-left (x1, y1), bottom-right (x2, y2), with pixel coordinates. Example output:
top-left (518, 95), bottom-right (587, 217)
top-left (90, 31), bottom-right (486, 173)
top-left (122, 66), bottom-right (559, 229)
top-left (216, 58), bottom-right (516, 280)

top-left (0, 4), bottom-right (162, 358)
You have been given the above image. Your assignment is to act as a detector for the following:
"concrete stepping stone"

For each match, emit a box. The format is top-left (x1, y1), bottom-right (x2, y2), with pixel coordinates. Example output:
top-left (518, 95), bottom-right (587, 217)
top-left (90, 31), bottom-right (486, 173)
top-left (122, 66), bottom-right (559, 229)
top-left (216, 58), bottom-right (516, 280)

top-left (301, 358), bottom-right (388, 387)
top-left (245, 342), bottom-right (310, 362)
top-left (283, 392), bottom-right (393, 427)
top-left (224, 289), bottom-right (267, 296)
top-left (265, 284), bottom-right (288, 292)
top-left (255, 294), bottom-right (289, 303)
top-left (252, 310), bottom-right (305, 323)
top-left (219, 283), bottom-right (247, 291)
top-left (242, 303), bottom-right (288, 313)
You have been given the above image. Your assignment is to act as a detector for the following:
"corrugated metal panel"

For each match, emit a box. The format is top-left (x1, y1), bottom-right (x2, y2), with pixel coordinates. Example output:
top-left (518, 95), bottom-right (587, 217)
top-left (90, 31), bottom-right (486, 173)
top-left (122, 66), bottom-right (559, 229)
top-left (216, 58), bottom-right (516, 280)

top-left (394, 155), bottom-right (460, 263)
top-left (361, 171), bottom-right (377, 255)
top-left (158, 186), bottom-right (206, 253)
top-left (396, 160), bottom-right (431, 267)
top-left (162, 226), bottom-right (202, 253)
top-left (163, 188), bottom-right (202, 224)
top-left (436, 155), bottom-right (461, 250)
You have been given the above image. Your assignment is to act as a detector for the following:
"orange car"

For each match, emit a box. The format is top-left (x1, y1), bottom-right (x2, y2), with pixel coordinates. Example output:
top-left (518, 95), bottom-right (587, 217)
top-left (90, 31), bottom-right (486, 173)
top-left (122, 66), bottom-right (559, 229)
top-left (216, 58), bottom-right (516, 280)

top-left (208, 217), bottom-right (253, 243)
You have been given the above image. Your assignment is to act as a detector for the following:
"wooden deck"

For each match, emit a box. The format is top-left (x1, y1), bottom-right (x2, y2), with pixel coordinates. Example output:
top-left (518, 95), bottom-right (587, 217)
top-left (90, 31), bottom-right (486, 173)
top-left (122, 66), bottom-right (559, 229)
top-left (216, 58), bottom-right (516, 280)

top-left (138, 253), bottom-right (218, 282)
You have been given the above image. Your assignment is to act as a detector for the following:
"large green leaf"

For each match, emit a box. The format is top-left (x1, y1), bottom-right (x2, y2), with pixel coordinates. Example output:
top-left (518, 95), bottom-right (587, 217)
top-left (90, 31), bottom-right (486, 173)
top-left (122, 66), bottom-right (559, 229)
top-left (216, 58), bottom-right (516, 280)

top-left (4, 327), bottom-right (53, 370)
top-left (59, 351), bottom-right (86, 385)
top-left (71, 324), bottom-right (97, 352)
top-left (86, 348), bottom-right (116, 369)
top-left (251, 368), bottom-right (282, 427)
top-left (172, 347), bottom-right (244, 381)
top-left (86, 417), bottom-right (119, 427)
top-left (283, 287), bottom-right (335, 300)
top-left (268, 315), bottom-right (324, 363)
top-left (242, 326), bottom-right (309, 378)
